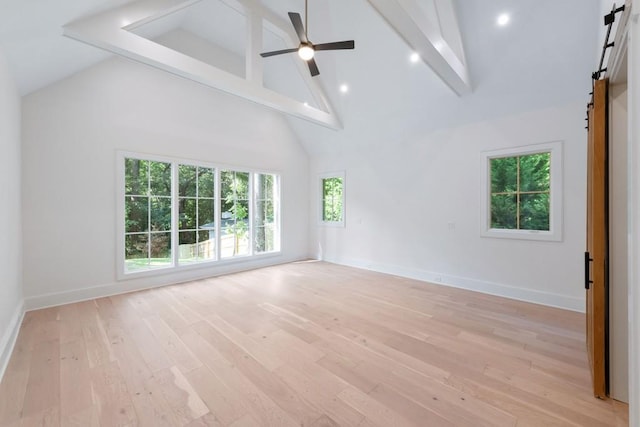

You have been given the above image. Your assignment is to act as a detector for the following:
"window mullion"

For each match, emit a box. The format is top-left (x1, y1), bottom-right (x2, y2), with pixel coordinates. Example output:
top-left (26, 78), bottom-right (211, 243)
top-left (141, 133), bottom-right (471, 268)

top-left (195, 166), bottom-right (199, 260)
top-left (516, 156), bottom-right (521, 230)
top-left (147, 160), bottom-right (152, 266)
top-left (249, 173), bottom-right (254, 256)
top-left (171, 162), bottom-right (179, 267)
top-left (215, 168), bottom-right (221, 261)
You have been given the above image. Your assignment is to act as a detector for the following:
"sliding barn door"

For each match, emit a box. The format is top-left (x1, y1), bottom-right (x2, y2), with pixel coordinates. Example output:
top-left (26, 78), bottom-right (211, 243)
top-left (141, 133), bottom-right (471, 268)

top-left (585, 78), bottom-right (608, 398)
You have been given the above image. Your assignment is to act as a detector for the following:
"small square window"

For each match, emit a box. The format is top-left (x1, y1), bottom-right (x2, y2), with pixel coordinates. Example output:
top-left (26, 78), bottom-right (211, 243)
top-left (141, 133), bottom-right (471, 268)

top-left (481, 142), bottom-right (562, 241)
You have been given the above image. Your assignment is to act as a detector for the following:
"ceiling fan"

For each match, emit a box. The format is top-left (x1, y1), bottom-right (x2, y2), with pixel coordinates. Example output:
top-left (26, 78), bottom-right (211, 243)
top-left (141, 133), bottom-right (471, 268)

top-left (260, 0), bottom-right (355, 77)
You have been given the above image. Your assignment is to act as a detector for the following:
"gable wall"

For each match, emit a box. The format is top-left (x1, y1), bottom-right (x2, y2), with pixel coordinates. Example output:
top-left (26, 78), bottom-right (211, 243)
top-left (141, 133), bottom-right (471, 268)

top-left (21, 58), bottom-right (311, 308)
top-left (310, 101), bottom-right (587, 311)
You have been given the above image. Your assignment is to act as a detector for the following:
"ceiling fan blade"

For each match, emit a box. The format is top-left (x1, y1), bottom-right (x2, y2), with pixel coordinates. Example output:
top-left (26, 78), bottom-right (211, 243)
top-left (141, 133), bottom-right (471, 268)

top-left (307, 58), bottom-right (320, 76)
top-left (288, 12), bottom-right (308, 43)
top-left (260, 48), bottom-right (298, 58)
top-left (314, 40), bottom-right (355, 51)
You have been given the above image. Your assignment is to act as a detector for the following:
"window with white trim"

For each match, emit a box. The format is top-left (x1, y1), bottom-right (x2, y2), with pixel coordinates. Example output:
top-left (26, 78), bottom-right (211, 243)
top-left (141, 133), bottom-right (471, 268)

top-left (119, 152), bottom-right (281, 276)
top-left (481, 142), bottom-right (562, 241)
top-left (178, 165), bottom-right (216, 264)
top-left (221, 170), bottom-right (250, 258)
top-left (124, 158), bottom-right (173, 272)
top-left (320, 172), bottom-right (345, 226)
top-left (254, 173), bottom-right (279, 253)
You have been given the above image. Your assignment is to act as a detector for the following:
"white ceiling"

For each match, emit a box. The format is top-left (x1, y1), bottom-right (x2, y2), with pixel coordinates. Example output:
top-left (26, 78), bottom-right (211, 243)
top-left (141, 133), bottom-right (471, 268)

top-left (0, 0), bottom-right (600, 153)
top-left (282, 0), bottom-right (600, 154)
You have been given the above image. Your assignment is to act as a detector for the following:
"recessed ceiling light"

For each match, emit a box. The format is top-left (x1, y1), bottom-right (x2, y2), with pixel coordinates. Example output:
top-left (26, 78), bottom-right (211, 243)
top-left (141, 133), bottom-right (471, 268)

top-left (497, 13), bottom-right (510, 27)
top-left (339, 84), bottom-right (349, 94)
top-left (303, 102), bottom-right (310, 107)
top-left (410, 52), bottom-right (420, 63)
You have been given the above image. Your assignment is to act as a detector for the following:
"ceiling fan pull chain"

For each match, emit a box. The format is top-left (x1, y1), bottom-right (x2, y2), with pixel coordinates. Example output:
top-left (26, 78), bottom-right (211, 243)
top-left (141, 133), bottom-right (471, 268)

top-left (305, 0), bottom-right (308, 40)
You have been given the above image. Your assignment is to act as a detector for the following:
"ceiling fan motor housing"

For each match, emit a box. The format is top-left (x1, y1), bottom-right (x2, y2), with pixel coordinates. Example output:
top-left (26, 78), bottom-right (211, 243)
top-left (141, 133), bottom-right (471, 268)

top-left (259, 10), bottom-right (355, 77)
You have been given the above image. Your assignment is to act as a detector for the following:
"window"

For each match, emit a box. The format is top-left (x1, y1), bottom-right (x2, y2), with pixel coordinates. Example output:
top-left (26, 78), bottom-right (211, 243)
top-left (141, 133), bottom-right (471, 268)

top-left (481, 142), bottom-right (562, 241)
top-left (178, 165), bottom-right (215, 264)
top-left (254, 173), bottom-right (279, 253)
top-left (490, 152), bottom-right (550, 230)
top-left (124, 159), bottom-right (172, 272)
top-left (320, 172), bottom-right (345, 226)
top-left (118, 152), bottom-right (281, 276)
top-left (221, 170), bottom-right (250, 258)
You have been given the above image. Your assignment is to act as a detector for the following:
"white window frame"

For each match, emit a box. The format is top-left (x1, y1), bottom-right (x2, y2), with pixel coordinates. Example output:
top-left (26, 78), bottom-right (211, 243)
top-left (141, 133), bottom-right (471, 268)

top-left (252, 173), bottom-right (281, 255)
top-left (480, 141), bottom-right (563, 241)
top-left (319, 171), bottom-right (345, 227)
top-left (116, 151), bottom-right (281, 280)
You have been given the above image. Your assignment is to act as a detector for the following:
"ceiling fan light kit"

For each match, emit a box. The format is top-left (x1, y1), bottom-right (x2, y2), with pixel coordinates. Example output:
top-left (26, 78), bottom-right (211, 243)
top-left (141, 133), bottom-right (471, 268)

top-left (260, 0), bottom-right (355, 77)
top-left (298, 44), bottom-right (315, 60)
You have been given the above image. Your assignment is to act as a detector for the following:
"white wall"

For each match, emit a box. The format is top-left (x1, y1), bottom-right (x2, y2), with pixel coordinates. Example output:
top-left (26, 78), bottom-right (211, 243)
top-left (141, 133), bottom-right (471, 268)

top-left (0, 48), bottom-right (24, 378)
top-left (21, 57), bottom-right (310, 309)
top-left (310, 101), bottom-right (587, 311)
top-left (627, 0), bottom-right (639, 422)
top-left (609, 83), bottom-right (629, 402)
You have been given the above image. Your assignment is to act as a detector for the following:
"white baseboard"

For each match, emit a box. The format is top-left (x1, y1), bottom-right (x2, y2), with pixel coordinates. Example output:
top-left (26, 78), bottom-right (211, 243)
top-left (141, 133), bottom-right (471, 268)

top-left (0, 300), bottom-right (25, 383)
top-left (330, 257), bottom-right (585, 313)
top-left (24, 255), bottom-right (307, 311)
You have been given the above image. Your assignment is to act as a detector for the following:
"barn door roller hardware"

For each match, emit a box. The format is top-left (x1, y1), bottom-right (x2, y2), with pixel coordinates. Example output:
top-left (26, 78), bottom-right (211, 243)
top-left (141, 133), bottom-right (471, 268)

top-left (586, 3), bottom-right (625, 130)
top-left (592, 3), bottom-right (625, 81)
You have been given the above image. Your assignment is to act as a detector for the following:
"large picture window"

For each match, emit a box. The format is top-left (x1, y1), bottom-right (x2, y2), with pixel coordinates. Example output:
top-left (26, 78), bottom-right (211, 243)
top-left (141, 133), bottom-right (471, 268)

top-left (118, 153), bottom-right (281, 276)
top-left (481, 142), bottom-right (562, 241)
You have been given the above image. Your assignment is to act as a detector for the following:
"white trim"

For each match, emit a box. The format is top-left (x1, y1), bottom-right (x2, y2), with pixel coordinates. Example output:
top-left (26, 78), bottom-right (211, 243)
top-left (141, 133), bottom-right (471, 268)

top-left (248, 171), bottom-right (255, 256)
top-left (328, 258), bottom-right (584, 312)
top-left (25, 255), bottom-right (305, 312)
top-left (607, 0), bottom-right (632, 84)
top-left (480, 141), bottom-right (563, 242)
top-left (273, 174), bottom-right (282, 252)
top-left (252, 173), bottom-right (282, 254)
top-left (0, 301), bottom-right (25, 383)
top-left (627, 5), bottom-right (639, 424)
top-left (63, 0), bottom-right (342, 129)
top-left (319, 171), bottom-right (346, 227)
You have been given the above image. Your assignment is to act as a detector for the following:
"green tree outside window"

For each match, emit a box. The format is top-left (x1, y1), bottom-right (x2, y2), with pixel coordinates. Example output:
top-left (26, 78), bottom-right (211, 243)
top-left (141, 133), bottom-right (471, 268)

top-left (254, 174), bottom-right (277, 253)
top-left (490, 152), bottom-right (550, 231)
top-left (124, 158), bottom-right (172, 271)
top-left (122, 154), bottom-right (282, 274)
top-left (322, 177), bottom-right (343, 222)
top-left (178, 165), bottom-right (216, 263)
top-left (221, 170), bottom-right (250, 257)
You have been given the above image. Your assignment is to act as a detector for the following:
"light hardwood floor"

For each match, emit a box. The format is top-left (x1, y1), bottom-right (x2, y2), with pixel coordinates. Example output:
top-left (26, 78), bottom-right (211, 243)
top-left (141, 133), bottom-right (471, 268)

top-left (0, 261), bottom-right (629, 426)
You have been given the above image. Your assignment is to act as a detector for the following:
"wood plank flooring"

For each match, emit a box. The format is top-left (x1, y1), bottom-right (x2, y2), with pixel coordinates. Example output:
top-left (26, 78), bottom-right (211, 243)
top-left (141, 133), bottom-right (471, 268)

top-left (0, 261), bottom-right (629, 426)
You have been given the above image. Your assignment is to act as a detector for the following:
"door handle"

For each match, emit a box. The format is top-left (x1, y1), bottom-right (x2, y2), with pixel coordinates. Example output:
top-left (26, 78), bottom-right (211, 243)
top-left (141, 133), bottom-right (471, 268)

top-left (585, 251), bottom-right (593, 290)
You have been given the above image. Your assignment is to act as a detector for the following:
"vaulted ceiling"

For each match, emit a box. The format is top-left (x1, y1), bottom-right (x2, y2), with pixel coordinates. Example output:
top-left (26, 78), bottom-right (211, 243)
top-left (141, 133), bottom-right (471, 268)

top-left (0, 0), bottom-right (600, 153)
